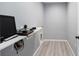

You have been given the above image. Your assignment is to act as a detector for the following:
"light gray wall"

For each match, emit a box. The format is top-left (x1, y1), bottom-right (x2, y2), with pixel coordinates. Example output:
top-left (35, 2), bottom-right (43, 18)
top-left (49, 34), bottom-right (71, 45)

top-left (43, 3), bottom-right (67, 39)
top-left (77, 3), bottom-right (79, 56)
top-left (67, 2), bottom-right (77, 55)
top-left (0, 2), bottom-right (44, 29)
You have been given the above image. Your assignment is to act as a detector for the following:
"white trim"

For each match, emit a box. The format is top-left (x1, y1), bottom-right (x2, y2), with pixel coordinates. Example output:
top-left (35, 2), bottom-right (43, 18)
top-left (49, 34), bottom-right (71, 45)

top-left (66, 41), bottom-right (75, 56)
top-left (33, 40), bottom-right (44, 56)
top-left (42, 39), bottom-right (67, 42)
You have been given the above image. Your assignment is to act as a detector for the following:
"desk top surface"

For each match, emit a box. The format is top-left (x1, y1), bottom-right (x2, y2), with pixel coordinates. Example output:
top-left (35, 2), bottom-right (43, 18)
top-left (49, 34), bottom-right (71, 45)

top-left (0, 27), bottom-right (42, 51)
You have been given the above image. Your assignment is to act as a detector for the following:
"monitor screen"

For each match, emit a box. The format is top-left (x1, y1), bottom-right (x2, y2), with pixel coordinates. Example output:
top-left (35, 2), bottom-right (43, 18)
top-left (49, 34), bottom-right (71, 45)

top-left (0, 15), bottom-right (17, 42)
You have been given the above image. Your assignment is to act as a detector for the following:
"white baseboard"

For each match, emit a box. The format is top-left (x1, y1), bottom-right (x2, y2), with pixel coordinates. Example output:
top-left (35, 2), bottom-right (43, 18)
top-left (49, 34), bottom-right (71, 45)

top-left (66, 41), bottom-right (75, 56)
top-left (42, 39), bottom-right (67, 42)
top-left (33, 40), bottom-right (44, 56)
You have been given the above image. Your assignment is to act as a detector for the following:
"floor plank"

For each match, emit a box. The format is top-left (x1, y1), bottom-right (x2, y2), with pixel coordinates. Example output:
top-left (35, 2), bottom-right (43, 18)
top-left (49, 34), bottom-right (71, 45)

top-left (34, 40), bottom-right (74, 56)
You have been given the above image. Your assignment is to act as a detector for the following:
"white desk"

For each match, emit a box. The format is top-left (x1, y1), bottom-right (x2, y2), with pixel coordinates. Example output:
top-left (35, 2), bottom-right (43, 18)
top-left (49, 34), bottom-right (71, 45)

top-left (0, 27), bottom-right (42, 51)
top-left (0, 36), bottom-right (26, 51)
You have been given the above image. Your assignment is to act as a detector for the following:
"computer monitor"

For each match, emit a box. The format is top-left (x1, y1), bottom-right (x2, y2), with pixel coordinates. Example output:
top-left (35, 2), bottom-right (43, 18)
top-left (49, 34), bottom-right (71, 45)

top-left (0, 15), bottom-right (17, 43)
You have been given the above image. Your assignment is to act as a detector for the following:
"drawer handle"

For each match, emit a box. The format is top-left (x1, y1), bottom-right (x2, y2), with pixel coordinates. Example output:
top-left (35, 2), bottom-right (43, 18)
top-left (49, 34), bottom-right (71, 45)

top-left (76, 36), bottom-right (79, 39)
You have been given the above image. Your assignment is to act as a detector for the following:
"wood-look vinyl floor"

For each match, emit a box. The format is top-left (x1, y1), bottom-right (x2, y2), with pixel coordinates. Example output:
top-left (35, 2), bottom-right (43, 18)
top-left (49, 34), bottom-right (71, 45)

top-left (34, 41), bottom-right (74, 56)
